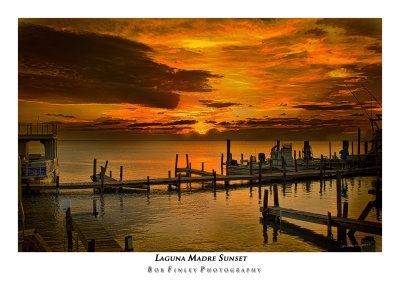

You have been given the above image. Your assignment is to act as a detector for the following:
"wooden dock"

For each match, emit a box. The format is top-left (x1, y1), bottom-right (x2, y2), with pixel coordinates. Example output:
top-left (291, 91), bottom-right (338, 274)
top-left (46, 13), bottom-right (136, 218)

top-left (71, 213), bottom-right (122, 252)
top-left (262, 206), bottom-right (381, 235)
top-left (23, 166), bottom-right (378, 191)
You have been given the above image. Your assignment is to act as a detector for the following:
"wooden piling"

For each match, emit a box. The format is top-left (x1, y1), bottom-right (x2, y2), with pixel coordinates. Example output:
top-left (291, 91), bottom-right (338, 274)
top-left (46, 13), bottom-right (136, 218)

top-left (66, 208), bottom-right (73, 252)
top-left (364, 141), bottom-right (368, 154)
top-left (327, 212), bottom-right (332, 239)
top-left (56, 175), bottom-right (60, 188)
top-left (186, 154), bottom-right (189, 176)
top-left (273, 186), bottom-right (279, 207)
top-left (125, 236), bottom-right (134, 252)
top-left (110, 170), bottom-right (112, 178)
top-left (189, 162), bottom-right (192, 177)
top-left (93, 199), bottom-right (98, 215)
top-left (320, 154), bottom-right (323, 176)
top-left (281, 156), bottom-right (286, 181)
top-left (343, 202), bottom-right (348, 219)
top-left (357, 128), bottom-right (361, 155)
top-left (178, 173), bottom-right (181, 192)
top-left (93, 158), bottom-right (97, 181)
top-left (120, 166), bottom-right (123, 181)
top-left (258, 162), bottom-right (262, 184)
top-left (336, 172), bottom-right (342, 217)
top-left (221, 153), bottom-right (224, 174)
top-left (147, 176), bottom-right (150, 190)
top-left (226, 139), bottom-right (231, 177)
top-left (104, 160), bottom-right (109, 174)
top-left (241, 153), bottom-right (243, 162)
top-left (250, 156), bottom-right (253, 175)
top-left (100, 168), bottom-right (105, 192)
top-left (213, 170), bottom-right (216, 190)
top-left (351, 141), bottom-right (354, 155)
top-left (294, 150), bottom-right (298, 172)
top-left (202, 162), bottom-right (204, 171)
top-left (175, 154), bottom-right (178, 177)
top-left (88, 239), bottom-right (95, 252)
top-left (262, 189), bottom-right (268, 217)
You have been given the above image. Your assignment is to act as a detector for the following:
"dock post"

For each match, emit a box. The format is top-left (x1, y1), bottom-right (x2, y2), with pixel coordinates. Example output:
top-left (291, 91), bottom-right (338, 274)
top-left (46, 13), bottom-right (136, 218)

top-left (226, 139), bottom-right (230, 178)
top-left (189, 162), bottom-right (192, 177)
top-left (93, 199), bottom-right (98, 216)
top-left (178, 173), bottom-right (181, 192)
top-left (175, 154), bottom-right (178, 177)
top-left (329, 142), bottom-right (331, 159)
top-left (320, 154), bottom-right (323, 176)
top-left (343, 202), bottom-right (348, 218)
top-left (168, 171), bottom-right (171, 191)
top-left (364, 141), bottom-right (368, 154)
top-left (93, 158), bottom-right (97, 181)
top-left (250, 156), bottom-right (253, 175)
top-left (327, 212), bottom-right (332, 239)
top-left (110, 170), bottom-right (112, 178)
top-left (221, 153), bottom-right (224, 174)
top-left (258, 162), bottom-right (262, 184)
top-left (213, 170), bottom-right (217, 190)
top-left (88, 239), bottom-right (95, 252)
top-left (202, 162), bottom-right (204, 172)
top-left (125, 236), bottom-right (134, 252)
top-left (351, 141), bottom-right (354, 155)
top-left (186, 154), bottom-right (189, 176)
top-left (273, 186), bottom-right (279, 207)
top-left (120, 166), bottom-right (123, 181)
top-left (294, 150), bottom-right (298, 172)
top-left (56, 175), bottom-right (60, 189)
top-left (241, 153), bottom-right (243, 163)
top-left (66, 208), bottom-right (73, 252)
top-left (357, 128), bottom-right (361, 155)
top-left (336, 172), bottom-right (342, 217)
top-left (147, 176), bottom-right (150, 191)
top-left (281, 156), bottom-right (286, 182)
top-left (262, 189), bottom-right (268, 217)
top-left (100, 169), bottom-right (105, 192)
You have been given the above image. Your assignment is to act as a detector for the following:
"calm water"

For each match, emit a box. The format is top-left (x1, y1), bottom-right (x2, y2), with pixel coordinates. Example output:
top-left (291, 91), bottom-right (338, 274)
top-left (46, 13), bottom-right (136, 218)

top-left (22, 140), bottom-right (382, 252)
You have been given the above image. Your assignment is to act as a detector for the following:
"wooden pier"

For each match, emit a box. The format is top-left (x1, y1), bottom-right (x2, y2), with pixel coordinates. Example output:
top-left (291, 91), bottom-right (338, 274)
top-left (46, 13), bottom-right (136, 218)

top-left (261, 206), bottom-right (381, 235)
top-left (23, 166), bottom-right (378, 191)
top-left (70, 213), bottom-right (123, 252)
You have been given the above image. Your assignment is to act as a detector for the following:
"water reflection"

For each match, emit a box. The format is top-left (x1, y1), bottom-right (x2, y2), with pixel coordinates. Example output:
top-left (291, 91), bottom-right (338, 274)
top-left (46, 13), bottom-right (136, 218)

top-left (21, 175), bottom-right (381, 252)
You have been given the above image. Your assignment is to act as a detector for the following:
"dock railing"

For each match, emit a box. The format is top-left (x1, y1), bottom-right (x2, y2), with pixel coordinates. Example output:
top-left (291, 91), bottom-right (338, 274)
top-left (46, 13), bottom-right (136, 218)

top-left (18, 123), bottom-right (57, 136)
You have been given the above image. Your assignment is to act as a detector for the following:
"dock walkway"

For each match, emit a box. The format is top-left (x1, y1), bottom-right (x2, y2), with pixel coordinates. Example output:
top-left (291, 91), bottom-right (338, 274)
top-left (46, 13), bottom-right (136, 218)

top-left (262, 206), bottom-right (381, 235)
top-left (23, 166), bottom-right (378, 191)
top-left (71, 213), bottom-right (122, 252)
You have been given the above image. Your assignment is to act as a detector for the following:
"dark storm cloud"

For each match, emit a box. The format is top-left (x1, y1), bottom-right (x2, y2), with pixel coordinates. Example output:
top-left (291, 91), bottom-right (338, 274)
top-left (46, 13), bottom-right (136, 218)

top-left (44, 113), bottom-right (76, 119)
top-left (18, 22), bottom-right (221, 109)
top-left (366, 43), bottom-right (382, 54)
top-left (168, 120), bottom-right (198, 125)
top-left (316, 18), bottom-right (382, 38)
top-left (305, 28), bottom-right (327, 37)
top-left (292, 104), bottom-right (358, 111)
top-left (199, 99), bottom-right (242, 108)
top-left (216, 117), bottom-right (366, 130)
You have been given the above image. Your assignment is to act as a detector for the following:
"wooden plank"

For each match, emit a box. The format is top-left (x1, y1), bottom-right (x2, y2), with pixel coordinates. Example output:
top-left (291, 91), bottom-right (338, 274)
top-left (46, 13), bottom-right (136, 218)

top-left (263, 207), bottom-right (381, 235)
top-left (71, 213), bottom-right (122, 252)
top-left (23, 167), bottom-right (379, 190)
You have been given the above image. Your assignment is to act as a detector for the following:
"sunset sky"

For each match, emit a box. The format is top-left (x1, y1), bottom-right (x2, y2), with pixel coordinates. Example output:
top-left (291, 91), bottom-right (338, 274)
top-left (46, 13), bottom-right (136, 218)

top-left (18, 18), bottom-right (382, 140)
